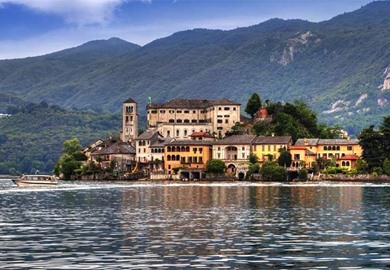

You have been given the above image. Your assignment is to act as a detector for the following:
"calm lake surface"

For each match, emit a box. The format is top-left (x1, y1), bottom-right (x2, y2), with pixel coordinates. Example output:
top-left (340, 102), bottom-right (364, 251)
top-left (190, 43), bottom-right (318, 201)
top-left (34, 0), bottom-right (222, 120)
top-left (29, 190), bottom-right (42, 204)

top-left (1, 180), bottom-right (390, 269)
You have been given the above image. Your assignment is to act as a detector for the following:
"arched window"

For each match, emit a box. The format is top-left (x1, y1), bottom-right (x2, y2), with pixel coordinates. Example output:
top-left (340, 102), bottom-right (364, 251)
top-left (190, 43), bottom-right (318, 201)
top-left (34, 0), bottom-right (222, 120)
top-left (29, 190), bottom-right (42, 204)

top-left (176, 155), bottom-right (180, 161)
top-left (184, 119), bottom-right (190, 123)
top-left (186, 146), bottom-right (190, 152)
top-left (176, 119), bottom-right (182, 123)
top-left (180, 146), bottom-right (185, 152)
top-left (342, 161), bottom-right (346, 166)
top-left (337, 146), bottom-right (340, 151)
top-left (169, 118), bottom-right (174, 123)
top-left (332, 146), bottom-right (336, 151)
top-left (167, 146), bottom-right (171, 152)
top-left (346, 161), bottom-right (350, 166)
top-left (172, 146), bottom-right (176, 152)
top-left (324, 146), bottom-right (328, 150)
top-left (167, 155), bottom-right (171, 161)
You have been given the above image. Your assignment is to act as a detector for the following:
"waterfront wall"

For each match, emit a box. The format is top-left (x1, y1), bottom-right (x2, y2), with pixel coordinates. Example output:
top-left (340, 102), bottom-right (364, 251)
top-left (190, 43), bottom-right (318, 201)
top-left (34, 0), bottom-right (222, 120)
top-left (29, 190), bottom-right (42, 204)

top-left (315, 174), bottom-right (390, 182)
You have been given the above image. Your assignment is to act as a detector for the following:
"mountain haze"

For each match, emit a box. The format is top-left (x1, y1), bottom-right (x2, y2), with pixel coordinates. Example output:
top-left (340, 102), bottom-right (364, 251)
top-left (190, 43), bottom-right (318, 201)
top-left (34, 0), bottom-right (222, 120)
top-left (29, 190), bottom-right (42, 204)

top-left (1, 1), bottom-right (390, 134)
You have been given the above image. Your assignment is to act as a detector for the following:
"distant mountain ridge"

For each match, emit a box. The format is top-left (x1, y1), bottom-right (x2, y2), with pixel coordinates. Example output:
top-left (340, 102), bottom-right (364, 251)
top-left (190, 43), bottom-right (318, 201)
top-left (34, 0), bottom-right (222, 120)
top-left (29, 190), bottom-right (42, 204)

top-left (1, 1), bottom-right (390, 134)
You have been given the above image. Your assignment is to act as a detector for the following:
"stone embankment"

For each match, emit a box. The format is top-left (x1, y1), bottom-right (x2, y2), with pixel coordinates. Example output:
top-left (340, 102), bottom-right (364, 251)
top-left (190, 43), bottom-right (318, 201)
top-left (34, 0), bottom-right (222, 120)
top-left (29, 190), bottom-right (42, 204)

top-left (313, 174), bottom-right (390, 182)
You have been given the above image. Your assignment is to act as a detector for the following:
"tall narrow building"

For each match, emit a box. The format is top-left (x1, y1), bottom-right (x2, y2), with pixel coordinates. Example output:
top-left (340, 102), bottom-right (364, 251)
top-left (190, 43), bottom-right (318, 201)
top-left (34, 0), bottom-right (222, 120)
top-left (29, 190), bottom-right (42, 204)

top-left (122, 98), bottom-right (138, 142)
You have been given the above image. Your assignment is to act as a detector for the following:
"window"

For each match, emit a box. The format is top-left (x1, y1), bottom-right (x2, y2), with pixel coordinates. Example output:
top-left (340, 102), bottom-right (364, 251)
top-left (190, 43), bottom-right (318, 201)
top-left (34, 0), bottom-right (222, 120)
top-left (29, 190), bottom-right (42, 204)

top-left (177, 119), bottom-right (182, 123)
top-left (191, 119), bottom-right (197, 123)
top-left (233, 107), bottom-right (236, 111)
top-left (193, 148), bottom-right (197, 153)
top-left (167, 131), bottom-right (170, 137)
top-left (347, 146), bottom-right (352, 151)
top-left (184, 130), bottom-right (188, 136)
top-left (294, 154), bottom-right (300, 160)
top-left (176, 130), bottom-right (180, 137)
top-left (219, 107), bottom-right (222, 110)
top-left (224, 107), bottom-right (230, 110)
top-left (151, 110), bottom-right (157, 114)
top-left (177, 110), bottom-right (182, 113)
top-left (225, 119), bottom-right (228, 124)
top-left (169, 119), bottom-right (174, 123)
top-left (184, 110), bottom-right (190, 114)
top-left (184, 119), bottom-right (190, 123)
top-left (199, 157), bottom-right (203, 163)
top-left (160, 110), bottom-right (165, 113)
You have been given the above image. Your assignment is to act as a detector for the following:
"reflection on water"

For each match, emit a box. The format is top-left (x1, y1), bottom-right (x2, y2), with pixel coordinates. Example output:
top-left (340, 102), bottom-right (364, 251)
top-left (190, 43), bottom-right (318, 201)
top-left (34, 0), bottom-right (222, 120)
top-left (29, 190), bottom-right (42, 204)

top-left (1, 180), bottom-right (390, 269)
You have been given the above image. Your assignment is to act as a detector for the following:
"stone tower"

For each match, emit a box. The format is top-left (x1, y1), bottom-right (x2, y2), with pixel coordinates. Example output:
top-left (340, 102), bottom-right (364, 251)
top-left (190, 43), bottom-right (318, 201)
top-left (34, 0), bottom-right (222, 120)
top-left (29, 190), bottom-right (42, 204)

top-left (122, 98), bottom-right (138, 142)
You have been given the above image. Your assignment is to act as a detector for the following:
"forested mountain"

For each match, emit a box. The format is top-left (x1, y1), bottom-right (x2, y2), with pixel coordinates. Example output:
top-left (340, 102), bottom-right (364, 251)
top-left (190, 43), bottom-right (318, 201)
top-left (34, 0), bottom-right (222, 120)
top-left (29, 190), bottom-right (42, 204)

top-left (0, 103), bottom-right (121, 175)
top-left (1, 1), bottom-right (390, 135)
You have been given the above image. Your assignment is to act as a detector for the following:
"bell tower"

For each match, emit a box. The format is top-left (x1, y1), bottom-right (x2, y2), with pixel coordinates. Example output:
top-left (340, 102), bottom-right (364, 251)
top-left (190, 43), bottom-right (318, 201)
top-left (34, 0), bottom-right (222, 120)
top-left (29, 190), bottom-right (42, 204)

top-left (122, 98), bottom-right (138, 142)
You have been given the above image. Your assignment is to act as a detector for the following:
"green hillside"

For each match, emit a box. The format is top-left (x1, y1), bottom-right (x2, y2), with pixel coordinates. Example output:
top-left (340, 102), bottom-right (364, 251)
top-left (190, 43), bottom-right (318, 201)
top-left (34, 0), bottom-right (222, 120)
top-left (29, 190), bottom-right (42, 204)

top-left (0, 103), bottom-right (121, 175)
top-left (0, 2), bottom-right (390, 135)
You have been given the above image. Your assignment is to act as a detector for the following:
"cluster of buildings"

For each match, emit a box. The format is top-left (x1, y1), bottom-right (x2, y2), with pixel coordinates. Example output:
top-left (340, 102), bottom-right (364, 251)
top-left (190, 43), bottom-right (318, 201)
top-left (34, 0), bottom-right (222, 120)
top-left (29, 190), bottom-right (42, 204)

top-left (84, 98), bottom-right (362, 180)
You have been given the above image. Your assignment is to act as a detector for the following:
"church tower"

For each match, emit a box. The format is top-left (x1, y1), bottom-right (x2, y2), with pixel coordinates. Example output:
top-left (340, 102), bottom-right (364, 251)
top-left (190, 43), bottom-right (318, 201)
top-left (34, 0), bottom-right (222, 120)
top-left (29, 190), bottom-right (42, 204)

top-left (122, 98), bottom-right (138, 142)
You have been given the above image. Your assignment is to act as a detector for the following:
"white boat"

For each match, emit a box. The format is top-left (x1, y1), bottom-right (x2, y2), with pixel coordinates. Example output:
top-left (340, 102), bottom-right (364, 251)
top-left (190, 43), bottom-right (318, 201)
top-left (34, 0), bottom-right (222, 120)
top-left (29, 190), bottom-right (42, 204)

top-left (12, 174), bottom-right (58, 187)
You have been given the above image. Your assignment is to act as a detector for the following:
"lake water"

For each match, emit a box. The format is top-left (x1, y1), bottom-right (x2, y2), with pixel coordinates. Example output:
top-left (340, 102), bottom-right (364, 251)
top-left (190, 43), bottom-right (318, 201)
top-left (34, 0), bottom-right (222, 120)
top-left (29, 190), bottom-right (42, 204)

top-left (1, 180), bottom-right (390, 269)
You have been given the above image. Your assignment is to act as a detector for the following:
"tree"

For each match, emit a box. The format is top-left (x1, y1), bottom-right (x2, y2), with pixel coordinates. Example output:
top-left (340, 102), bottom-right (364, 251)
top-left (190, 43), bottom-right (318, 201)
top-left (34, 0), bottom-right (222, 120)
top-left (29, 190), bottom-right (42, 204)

top-left (277, 149), bottom-right (292, 167)
top-left (63, 138), bottom-right (83, 155)
top-left (245, 93), bottom-right (262, 118)
top-left (355, 159), bottom-right (369, 174)
top-left (260, 161), bottom-right (287, 181)
top-left (358, 125), bottom-right (383, 171)
top-left (383, 158), bottom-right (390, 176)
top-left (206, 159), bottom-right (225, 174)
top-left (55, 138), bottom-right (84, 179)
top-left (249, 153), bottom-right (258, 164)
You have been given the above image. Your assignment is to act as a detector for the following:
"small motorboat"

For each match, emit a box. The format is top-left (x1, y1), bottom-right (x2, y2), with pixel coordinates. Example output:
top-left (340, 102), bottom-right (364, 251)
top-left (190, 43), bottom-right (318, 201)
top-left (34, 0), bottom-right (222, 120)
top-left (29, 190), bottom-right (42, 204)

top-left (12, 174), bottom-right (58, 187)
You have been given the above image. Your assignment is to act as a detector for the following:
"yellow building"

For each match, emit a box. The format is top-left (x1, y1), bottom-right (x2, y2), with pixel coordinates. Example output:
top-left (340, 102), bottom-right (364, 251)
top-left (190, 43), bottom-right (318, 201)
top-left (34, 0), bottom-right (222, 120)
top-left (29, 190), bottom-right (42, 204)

top-left (252, 136), bottom-right (292, 164)
top-left (290, 138), bottom-right (362, 170)
top-left (164, 140), bottom-right (213, 175)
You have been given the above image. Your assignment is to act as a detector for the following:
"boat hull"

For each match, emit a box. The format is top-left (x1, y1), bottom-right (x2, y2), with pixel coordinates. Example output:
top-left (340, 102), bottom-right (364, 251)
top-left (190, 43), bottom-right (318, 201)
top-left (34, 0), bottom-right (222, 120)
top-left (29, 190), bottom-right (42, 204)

top-left (12, 175), bottom-right (58, 187)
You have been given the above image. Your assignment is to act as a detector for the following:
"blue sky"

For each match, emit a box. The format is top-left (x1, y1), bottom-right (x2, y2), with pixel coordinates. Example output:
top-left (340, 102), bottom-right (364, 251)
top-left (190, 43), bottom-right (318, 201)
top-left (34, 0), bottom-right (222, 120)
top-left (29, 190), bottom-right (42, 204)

top-left (0, 0), bottom-right (374, 59)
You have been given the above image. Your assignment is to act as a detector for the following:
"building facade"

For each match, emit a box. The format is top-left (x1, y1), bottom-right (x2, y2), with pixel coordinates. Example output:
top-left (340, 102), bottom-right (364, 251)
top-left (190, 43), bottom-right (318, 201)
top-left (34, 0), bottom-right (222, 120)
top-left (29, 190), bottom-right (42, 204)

top-left (147, 98), bottom-right (241, 139)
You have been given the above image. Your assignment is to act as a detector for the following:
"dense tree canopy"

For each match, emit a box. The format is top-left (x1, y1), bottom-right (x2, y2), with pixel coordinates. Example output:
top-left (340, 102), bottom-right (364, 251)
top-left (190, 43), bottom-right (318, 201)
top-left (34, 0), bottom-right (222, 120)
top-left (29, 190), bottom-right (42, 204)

top-left (358, 116), bottom-right (390, 172)
top-left (252, 100), bottom-right (340, 142)
top-left (245, 93), bottom-right (262, 118)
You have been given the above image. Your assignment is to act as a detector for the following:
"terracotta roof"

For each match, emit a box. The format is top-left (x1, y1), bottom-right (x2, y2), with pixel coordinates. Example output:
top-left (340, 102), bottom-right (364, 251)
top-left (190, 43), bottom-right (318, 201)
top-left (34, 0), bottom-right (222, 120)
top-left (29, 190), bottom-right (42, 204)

top-left (213, 135), bottom-right (256, 145)
top-left (338, 154), bottom-right (360, 160)
top-left (190, 131), bottom-right (214, 138)
top-left (253, 136), bottom-right (292, 144)
top-left (165, 140), bottom-right (213, 146)
top-left (147, 98), bottom-right (239, 109)
top-left (123, 98), bottom-right (137, 103)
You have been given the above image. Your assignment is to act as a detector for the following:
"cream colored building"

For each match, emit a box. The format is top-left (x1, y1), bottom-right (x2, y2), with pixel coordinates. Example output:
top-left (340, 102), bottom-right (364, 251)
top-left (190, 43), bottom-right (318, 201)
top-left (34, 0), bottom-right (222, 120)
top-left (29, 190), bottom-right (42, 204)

top-left (121, 98), bottom-right (138, 142)
top-left (147, 98), bottom-right (241, 139)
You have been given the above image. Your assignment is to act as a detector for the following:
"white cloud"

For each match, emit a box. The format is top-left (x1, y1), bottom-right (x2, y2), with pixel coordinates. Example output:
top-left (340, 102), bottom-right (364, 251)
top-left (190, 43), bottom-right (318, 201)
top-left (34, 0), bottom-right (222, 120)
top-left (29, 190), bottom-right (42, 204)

top-left (0, 0), bottom-right (149, 25)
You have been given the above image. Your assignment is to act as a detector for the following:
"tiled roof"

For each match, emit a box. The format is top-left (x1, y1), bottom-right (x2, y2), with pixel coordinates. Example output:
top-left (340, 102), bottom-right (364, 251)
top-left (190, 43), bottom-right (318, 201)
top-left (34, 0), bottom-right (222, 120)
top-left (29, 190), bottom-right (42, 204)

top-left (294, 138), bottom-right (320, 146)
top-left (92, 142), bottom-right (135, 155)
top-left (295, 138), bottom-right (360, 146)
top-left (147, 98), bottom-right (239, 109)
top-left (338, 154), bottom-right (360, 160)
top-left (190, 131), bottom-right (214, 138)
top-left (136, 130), bottom-right (160, 140)
top-left (151, 138), bottom-right (173, 148)
top-left (213, 135), bottom-right (256, 145)
top-left (123, 98), bottom-right (137, 103)
top-left (165, 140), bottom-right (213, 146)
top-left (318, 139), bottom-right (360, 145)
top-left (253, 136), bottom-right (292, 144)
